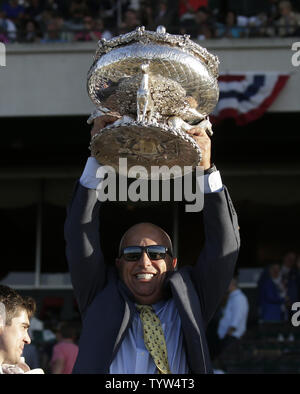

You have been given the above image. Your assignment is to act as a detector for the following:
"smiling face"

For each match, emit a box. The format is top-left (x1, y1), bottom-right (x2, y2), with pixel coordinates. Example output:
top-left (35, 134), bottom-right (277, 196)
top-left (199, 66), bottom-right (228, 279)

top-left (0, 309), bottom-right (31, 365)
top-left (116, 223), bottom-right (177, 305)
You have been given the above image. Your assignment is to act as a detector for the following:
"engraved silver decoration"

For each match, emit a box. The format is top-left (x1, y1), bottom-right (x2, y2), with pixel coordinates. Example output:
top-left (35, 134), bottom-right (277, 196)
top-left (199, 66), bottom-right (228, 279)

top-left (87, 26), bottom-right (219, 178)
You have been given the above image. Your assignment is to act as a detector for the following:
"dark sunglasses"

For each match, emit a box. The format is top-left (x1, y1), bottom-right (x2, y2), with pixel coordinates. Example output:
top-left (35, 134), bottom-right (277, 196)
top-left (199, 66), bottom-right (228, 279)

top-left (119, 245), bottom-right (173, 262)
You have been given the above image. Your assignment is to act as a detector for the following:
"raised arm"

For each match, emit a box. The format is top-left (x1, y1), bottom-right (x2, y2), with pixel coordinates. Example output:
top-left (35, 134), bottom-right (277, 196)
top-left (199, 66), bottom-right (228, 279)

top-left (185, 124), bottom-right (240, 326)
top-left (194, 187), bottom-right (240, 325)
top-left (64, 166), bottom-right (105, 316)
top-left (64, 113), bottom-right (120, 316)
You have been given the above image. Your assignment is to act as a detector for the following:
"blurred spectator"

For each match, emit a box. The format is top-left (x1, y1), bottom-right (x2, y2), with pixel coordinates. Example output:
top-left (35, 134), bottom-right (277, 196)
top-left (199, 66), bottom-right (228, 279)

top-left (0, 26), bottom-right (9, 43)
top-left (46, 0), bottom-right (70, 19)
top-left (153, 0), bottom-right (176, 31)
top-left (50, 321), bottom-right (79, 374)
top-left (69, 0), bottom-right (89, 21)
top-left (52, 12), bottom-right (71, 41)
top-left (95, 18), bottom-right (113, 40)
top-left (1, 0), bottom-right (25, 24)
top-left (0, 9), bottom-right (17, 42)
top-left (257, 263), bottom-right (288, 322)
top-left (140, 1), bottom-right (155, 30)
top-left (24, 0), bottom-right (45, 20)
top-left (1, 0), bottom-right (299, 43)
top-left (35, 8), bottom-right (54, 36)
top-left (119, 8), bottom-right (140, 34)
top-left (237, 13), bottom-right (270, 37)
top-left (262, 0), bottom-right (280, 27)
top-left (243, 1), bottom-right (280, 37)
top-left (267, 0), bottom-right (280, 18)
top-left (19, 19), bottom-right (42, 42)
top-left (64, 0), bottom-right (87, 33)
top-left (194, 6), bottom-right (214, 39)
top-left (280, 251), bottom-right (298, 310)
top-left (40, 18), bottom-right (67, 43)
top-left (212, 277), bottom-right (249, 372)
top-left (74, 15), bottom-right (112, 41)
top-left (251, 13), bottom-right (271, 37)
top-left (99, 0), bottom-right (130, 31)
top-left (28, 315), bottom-right (44, 338)
top-left (217, 278), bottom-right (249, 349)
top-left (179, 0), bottom-right (208, 19)
top-left (215, 10), bottom-right (245, 38)
top-left (98, 0), bottom-right (117, 30)
top-left (276, 0), bottom-right (300, 36)
top-left (180, 6), bottom-right (213, 38)
top-left (38, 319), bottom-right (57, 374)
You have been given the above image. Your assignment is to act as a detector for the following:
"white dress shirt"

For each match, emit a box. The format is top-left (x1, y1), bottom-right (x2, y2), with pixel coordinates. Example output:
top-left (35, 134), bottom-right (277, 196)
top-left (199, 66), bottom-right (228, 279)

top-left (218, 289), bottom-right (249, 340)
top-left (80, 157), bottom-right (223, 193)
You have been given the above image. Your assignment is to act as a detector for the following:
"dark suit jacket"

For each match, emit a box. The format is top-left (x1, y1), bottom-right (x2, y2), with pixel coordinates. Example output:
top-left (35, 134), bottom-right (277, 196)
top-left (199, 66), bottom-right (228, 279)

top-left (258, 275), bottom-right (286, 321)
top-left (64, 182), bottom-right (240, 374)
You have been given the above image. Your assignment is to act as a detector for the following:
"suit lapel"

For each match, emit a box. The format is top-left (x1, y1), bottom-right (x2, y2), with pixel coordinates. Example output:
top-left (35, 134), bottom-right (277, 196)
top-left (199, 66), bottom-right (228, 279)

top-left (167, 269), bottom-right (212, 374)
top-left (111, 280), bottom-right (136, 361)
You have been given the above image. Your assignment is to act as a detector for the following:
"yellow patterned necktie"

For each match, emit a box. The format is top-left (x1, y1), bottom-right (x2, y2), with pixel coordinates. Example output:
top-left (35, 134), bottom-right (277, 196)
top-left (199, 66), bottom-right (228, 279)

top-left (136, 304), bottom-right (171, 374)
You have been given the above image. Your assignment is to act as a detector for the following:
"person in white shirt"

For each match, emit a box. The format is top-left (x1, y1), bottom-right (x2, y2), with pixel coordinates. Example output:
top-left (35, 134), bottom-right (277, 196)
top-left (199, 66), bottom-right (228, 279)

top-left (218, 277), bottom-right (249, 341)
top-left (0, 284), bottom-right (44, 374)
top-left (213, 277), bottom-right (249, 371)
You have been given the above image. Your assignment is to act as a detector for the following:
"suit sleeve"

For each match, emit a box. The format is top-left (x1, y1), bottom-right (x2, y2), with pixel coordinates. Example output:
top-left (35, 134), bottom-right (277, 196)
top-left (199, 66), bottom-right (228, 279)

top-left (192, 185), bottom-right (240, 325)
top-left (64, 181), bottom-right (106, 316)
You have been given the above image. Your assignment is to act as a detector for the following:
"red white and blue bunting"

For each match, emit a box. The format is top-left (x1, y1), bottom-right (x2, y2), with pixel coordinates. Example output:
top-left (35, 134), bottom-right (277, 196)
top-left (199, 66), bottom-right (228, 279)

top-left (210, 72), bottom-right (290, 126)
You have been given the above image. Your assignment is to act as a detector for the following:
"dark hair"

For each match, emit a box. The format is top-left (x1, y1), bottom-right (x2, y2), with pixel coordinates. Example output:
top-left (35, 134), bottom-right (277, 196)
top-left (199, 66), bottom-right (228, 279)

top-left (0, 284), bottom-right (36, 325)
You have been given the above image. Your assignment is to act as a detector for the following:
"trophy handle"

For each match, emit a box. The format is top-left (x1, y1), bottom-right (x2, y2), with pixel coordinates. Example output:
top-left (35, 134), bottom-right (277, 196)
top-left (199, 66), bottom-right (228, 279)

top-left (137, 63), bottom-right (153, 123)
top-left (168, 116), bottom-right (213, 137)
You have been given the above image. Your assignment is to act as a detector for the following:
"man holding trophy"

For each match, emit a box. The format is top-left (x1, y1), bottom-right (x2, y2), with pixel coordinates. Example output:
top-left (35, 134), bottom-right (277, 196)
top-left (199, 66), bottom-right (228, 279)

top-left (64, 26), bottom-right (240, 374)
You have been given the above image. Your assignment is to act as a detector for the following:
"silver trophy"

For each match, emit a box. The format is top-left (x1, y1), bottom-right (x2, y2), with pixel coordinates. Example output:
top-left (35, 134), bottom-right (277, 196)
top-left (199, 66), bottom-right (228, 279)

top-left (87, 26), bottom-right (219, 178)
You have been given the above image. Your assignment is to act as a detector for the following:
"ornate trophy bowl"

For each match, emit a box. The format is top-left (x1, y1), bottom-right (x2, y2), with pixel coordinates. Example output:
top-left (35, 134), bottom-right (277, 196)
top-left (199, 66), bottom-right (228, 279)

top-left (87, 26), bottom-right (219, 178)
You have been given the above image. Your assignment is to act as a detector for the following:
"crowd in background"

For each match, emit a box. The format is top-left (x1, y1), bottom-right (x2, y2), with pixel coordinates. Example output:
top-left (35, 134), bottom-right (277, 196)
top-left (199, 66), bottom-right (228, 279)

top-left (257, 251), bottom-right (300, 324)
top-left (0, 0), bottom-right (300, 44)
top-left (21, 315), bottom-right (81, 373)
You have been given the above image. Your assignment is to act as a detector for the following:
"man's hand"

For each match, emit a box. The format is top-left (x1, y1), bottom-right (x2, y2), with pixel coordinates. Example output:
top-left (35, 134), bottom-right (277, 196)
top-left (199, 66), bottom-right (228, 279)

top-left (186, 123), bottom-right (212, 170)
top-left (90, 112), bottom-right (121, 138)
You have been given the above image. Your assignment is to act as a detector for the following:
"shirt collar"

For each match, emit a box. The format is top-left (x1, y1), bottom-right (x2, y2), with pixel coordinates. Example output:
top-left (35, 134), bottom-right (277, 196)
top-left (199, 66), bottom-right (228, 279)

top-left (152, 299), bottom-right (168, 313)
top-left (230, 289), bottom-right (241, 297)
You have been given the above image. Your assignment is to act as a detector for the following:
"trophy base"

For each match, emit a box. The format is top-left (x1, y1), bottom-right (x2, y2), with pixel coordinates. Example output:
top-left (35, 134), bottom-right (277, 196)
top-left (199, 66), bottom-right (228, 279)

top-left (90, 121), bottom-right (202, 179)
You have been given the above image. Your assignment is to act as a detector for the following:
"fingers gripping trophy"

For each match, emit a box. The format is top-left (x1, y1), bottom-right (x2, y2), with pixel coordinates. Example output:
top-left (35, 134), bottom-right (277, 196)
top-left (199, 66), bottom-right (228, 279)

top-left (87, 26), bottom-right (219, 178)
